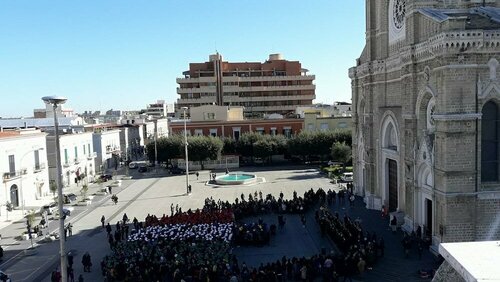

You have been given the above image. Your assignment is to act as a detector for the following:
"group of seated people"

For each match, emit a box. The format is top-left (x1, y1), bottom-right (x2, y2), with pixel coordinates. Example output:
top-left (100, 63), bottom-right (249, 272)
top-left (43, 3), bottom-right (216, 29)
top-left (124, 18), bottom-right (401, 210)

top-left (144, 208), bottom-right (234, 227)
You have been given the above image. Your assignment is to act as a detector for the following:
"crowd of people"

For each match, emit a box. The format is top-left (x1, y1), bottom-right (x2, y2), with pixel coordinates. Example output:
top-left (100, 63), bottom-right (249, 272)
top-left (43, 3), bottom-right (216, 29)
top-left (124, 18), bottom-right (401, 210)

top-left (100, 188), bottom-right (380, 281)
top-left (129, 222), bottom-right (233, 243)
top-left (233, 221), bottom-right (272, 246)
top-left (317, 207), bottom-right (382, 279)
top-left (202, 189), bottom-right (325, 220)
top-left (144, 208), bottom-right (234, 227)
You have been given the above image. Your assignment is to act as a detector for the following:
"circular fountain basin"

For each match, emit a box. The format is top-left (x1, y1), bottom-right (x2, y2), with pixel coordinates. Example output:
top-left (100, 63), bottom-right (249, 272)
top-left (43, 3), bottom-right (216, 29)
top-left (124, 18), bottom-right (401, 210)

top-left (215, 173), bottom-right (257, 185)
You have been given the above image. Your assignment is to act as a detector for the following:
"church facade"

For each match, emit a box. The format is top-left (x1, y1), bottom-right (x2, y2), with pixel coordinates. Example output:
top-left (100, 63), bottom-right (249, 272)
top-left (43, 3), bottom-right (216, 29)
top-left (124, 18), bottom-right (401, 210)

top-left (349, 0), bottom-right (500, 247)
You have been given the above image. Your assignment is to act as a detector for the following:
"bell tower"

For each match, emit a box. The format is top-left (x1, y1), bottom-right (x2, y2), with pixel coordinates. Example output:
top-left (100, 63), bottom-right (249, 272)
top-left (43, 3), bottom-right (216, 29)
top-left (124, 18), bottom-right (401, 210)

top-left (365, 0), bottom-right (390, 61)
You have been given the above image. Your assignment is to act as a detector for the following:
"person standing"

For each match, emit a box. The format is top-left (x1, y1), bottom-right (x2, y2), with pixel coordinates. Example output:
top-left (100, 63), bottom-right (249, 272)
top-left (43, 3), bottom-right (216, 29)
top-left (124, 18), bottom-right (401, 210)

top-left (101, 215), bottom-right (105, 228)
top-left (82, 251), bottom-right (92, 272)
top-left (196, 171), bottom-right (199, 180)
top-left (67, 251), bottom-right (74, 268)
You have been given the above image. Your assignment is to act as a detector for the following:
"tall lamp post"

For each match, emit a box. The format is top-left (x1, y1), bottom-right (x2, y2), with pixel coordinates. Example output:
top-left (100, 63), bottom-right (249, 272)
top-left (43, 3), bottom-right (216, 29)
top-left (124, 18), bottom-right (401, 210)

top-left (42, 95), bottom-right (68, 282)
top-left (20, 147), bottom-right (45, 216)
top-left (182, 107), bottom-right (190, 195)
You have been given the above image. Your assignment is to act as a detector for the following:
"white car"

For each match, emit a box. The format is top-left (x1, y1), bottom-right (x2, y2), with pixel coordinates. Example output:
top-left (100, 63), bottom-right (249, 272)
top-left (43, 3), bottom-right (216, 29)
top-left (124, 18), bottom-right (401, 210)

top-left (128, 162), bottom-right (138, 169)
top-left (341, 172), bottom-right (354, 182)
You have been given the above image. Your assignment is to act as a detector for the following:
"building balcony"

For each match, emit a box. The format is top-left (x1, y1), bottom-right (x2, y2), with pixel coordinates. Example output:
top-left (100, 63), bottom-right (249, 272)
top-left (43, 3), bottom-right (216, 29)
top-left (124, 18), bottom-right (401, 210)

top-left (33, 163), bottom-right (46, 173)
top-left (245, 105), bottom-right (299, 112)
top-left (63, 162), bottom-right (71, 168)
top-left (229, 74), bottom-right (315, 82)
top-left (106, 146), bottom-right (120, 154)
top-left (176, 83), bottom-right (315, 94)
top-left (177, 75), bottom-right (315, 84)
top-left (87, 152), bottom-right (97, 160)
top-left (231, 94), bottom-right (316, 103)
top-left (74, 158), bottom-right (80, 164)
top-left (3, 170), bottom-right (23, 182)
top-left (176, 77), bottom-right (217, 84)
top-left (176, 86), bottom-right (216, 94)
top-left (235, 84), bottom-right (315, 92)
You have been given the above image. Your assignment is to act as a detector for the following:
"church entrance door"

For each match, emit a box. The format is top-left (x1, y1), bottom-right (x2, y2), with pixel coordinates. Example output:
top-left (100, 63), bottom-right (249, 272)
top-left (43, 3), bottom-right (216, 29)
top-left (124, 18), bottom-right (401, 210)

top-left (425, 198), bottom-right (433, 237)
top-left (388, 159), bottom-right (398, 212)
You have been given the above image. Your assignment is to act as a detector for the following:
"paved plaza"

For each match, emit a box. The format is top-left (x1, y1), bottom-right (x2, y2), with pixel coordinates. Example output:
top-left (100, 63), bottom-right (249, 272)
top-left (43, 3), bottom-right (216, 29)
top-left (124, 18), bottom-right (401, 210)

top-left (0, 165), bottom-right (440, 281)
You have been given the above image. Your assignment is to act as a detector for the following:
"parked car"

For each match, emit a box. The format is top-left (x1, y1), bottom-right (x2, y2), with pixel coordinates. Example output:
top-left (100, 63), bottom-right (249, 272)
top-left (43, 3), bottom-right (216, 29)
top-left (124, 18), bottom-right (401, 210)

top-left (169, 167), bottom-right (185, 175)
top-left (64, 193), bottom-right (77, 204)
top-left (340, 172), bottom-right (354, 182)
top-left (128, 162), bottom-right (138, 169)
top-left (40, 202), bottom-right (57, 215)
top-left (328, 160), bottom-right (341, 166)
top-left (99, 174), bottom-right (113, 182)
top-left (138, 166), bottom-right (147, 173)
top-left (55, 206), bottom-right (73, 218)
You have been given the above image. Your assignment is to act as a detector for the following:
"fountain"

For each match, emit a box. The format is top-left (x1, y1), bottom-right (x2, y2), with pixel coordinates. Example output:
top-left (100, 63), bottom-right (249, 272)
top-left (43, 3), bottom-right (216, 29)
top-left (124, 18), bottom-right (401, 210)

top-left (215, 172), bottom-right (257, 185)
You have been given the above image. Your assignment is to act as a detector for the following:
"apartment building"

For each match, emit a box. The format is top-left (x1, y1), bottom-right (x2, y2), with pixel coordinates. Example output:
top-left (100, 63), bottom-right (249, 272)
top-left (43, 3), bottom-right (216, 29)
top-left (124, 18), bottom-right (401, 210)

top-left (46, 132), bottom-right (95, 189)
top-left (93, 129), bottom-right (121, 173)
top-left (176, 53), bottom-right (315, 118)
top-left (0, 130), bottom-right (50, 209)
top-left (143, 100), bottom-right (175, 118)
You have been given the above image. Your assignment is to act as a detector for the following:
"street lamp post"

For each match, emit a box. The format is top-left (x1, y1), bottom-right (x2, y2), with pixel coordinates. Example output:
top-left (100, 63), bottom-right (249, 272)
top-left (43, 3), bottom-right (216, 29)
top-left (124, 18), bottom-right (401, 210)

top-left (154, 119), bottom-right (158, 170)
top-left (19, 148), bottom-right (45, 216)
top-left (182, 107), bottom-right (190, 195)
top-left (42, 95), bottom-right (68, 282)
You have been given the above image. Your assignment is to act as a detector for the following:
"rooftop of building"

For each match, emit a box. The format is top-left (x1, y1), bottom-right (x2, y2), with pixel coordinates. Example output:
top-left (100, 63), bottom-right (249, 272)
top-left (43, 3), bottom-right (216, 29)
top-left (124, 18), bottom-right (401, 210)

top-left (0, 117), bottom-right (84, 128)
top-left (420, 6), bottom-right (500, 29)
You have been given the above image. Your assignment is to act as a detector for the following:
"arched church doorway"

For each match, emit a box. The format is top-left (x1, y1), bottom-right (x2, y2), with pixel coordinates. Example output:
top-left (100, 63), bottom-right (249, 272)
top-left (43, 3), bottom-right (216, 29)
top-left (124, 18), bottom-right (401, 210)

top-left (425, 198), bottom-right (433, 237)
top-left (388, 159), bottom-right (398, 212)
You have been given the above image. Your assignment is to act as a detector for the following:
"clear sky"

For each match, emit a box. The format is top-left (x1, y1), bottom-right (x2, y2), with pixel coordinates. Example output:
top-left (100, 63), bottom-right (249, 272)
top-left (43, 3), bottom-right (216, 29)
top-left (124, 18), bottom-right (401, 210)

top-left (0, 1), bottom-right (365, 118)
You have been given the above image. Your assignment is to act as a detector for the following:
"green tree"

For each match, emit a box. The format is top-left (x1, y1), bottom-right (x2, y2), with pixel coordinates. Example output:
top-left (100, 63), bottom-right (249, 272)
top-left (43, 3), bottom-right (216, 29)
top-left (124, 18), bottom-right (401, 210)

top-left (187, 136), bottom-right (223, 169)
top-left (236, 132), bottom-right (264, 158)
top-left (331, 141), bottom-right (352, 171)
top-left (253, 139), bottom-right (274, 163)
top-left (146, 135), bottom-right (184, 165)
top-left (49, 181), bottom-right (57, 201)
top-left (222, 137), bottom-right (237, 155)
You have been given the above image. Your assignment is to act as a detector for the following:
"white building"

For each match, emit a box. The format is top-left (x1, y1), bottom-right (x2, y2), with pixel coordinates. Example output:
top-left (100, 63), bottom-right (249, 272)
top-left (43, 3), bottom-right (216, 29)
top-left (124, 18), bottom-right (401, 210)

top-left (46, 132), bottom-right (96, 189)
top-left (0, 117), bottom-right (85, 132)
top-left (0, 130), bottom-right (50, 210)
top-left (144, 100), bottom-right (175, 118)
top-left (93, 129), bottom-right (121, 173)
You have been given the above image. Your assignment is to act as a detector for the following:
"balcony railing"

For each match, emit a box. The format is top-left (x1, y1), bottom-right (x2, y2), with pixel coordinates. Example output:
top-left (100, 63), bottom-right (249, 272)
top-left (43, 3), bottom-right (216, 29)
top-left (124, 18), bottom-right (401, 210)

top-left (74, 158), bottom-right (80, 164)
top-left (34, 163), bottom-right (46, 172)
top-left (3, 170), bottom-right (23, 182)
top-left (63, 162), bottom-right (71, 168)
top-left (87, 152), bottom-right (97, 160)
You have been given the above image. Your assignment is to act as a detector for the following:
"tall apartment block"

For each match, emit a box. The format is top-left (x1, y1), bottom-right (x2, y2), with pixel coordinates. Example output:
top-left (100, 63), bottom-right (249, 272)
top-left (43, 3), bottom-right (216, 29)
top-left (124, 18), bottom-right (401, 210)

top-left (176, 53), bottom-right (316, 118)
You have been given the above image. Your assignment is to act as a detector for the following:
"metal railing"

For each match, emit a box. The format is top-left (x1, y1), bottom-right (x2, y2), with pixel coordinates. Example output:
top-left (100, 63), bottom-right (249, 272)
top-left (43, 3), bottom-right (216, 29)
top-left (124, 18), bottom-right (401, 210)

top-left (3, 170), bottom-right (23, 181)
top-left (34, 163), bottom-right (47, 172)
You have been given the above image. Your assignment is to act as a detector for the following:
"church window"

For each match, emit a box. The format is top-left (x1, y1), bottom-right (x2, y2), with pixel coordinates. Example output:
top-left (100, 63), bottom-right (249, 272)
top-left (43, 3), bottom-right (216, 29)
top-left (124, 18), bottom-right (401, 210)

top-left (481, 101), bottom-right (500, 182)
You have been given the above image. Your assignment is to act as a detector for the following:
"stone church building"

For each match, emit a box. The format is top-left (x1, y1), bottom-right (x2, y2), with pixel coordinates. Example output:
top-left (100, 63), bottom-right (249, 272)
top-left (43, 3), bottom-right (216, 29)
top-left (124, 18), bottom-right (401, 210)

top-left (349, 0), bottom-right (500, 248)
